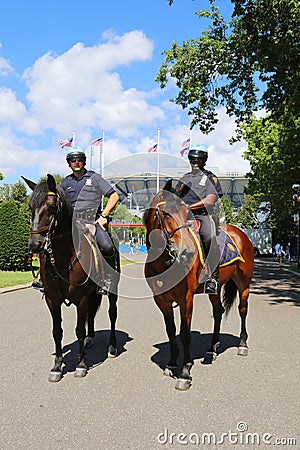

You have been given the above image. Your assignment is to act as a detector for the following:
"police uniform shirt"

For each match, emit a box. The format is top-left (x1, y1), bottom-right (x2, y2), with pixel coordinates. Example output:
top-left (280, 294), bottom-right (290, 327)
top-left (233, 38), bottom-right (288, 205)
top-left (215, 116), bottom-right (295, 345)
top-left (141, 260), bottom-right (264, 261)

top-left (176, 169), bottom-right (223, 213)
top-left (60, 170), bottom-right (115, 211)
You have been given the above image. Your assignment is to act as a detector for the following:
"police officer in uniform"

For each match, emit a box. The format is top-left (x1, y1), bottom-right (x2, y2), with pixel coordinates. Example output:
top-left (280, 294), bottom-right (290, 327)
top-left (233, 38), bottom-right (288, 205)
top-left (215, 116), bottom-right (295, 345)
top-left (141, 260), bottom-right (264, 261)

top-left (176, 144), bottom-right (223, 294)
top-left (60, 146), bottom-right (119, 294)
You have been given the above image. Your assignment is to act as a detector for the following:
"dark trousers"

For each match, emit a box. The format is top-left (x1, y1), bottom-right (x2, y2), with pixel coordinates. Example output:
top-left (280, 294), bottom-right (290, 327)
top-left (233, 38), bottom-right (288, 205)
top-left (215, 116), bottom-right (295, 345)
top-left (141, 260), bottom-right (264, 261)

top-left (95, 224), bottom-right (115, 259)
top-left (196, 214), bottom-right (220, 275)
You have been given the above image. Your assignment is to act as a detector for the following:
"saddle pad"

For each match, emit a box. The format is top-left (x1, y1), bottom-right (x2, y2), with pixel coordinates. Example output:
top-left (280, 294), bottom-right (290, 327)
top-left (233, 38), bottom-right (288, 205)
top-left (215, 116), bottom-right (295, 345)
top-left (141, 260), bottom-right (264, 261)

top-left (217, 229), bottom-right (245, 267)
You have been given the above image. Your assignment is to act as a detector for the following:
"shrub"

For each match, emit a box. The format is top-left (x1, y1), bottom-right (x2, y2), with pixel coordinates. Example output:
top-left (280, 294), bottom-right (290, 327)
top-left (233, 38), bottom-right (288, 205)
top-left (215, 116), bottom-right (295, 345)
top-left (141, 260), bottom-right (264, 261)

top-left (0, 201), bottom-right (30, 271)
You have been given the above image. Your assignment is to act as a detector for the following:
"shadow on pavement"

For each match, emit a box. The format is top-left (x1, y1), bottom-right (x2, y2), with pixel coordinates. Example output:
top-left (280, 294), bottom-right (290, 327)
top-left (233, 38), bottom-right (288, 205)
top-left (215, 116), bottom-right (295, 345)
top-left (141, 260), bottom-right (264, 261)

top-left (59, 330), bottom-right (133, 376)
top-left (151, 331), bottom-right (240, 369)
top-left (251, 259), bottom-right (300, 307)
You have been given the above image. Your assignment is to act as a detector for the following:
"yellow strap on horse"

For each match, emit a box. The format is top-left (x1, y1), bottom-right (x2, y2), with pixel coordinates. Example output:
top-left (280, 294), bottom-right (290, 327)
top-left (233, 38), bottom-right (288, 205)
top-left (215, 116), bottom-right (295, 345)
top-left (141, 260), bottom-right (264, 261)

top-left (82, 233), bottom-right (99, 273)
top-left (188, 227), bottom-right (206, 267)
top-left (47, 191), bottom-right (57, 196)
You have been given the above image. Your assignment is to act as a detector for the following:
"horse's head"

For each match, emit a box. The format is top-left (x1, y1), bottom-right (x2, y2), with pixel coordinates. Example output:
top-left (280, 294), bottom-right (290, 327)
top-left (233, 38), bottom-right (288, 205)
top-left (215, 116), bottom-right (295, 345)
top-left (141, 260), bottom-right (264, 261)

top-left (143, 179), bottom-right (194, 266)
top-left (22, 174), bottom-right (72, 253)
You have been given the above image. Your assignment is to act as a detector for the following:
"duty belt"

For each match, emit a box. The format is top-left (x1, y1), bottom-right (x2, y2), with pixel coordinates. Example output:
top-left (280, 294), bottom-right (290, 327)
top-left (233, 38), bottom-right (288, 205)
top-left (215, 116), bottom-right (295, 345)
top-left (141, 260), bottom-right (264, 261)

top-left (75, 209), bottom-right (96, 221)
top-left (192, 209), bottom-right (208, 216)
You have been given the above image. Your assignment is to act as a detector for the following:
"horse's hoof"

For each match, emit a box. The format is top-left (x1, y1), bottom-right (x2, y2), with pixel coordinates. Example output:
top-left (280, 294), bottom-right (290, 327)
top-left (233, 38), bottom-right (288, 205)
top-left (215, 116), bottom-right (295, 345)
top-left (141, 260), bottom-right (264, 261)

top-left (237, 346), bottom-right (248, 356)
top-left (84, 337), bottom-right (93, 348)
top-left (175, 378), bottom-right (192, 391)
top-left (48, 371), bottom-right (63, 382)
top-left (202, 351), bottom-right (217, 364)
top-left (108, 345), bottom-right (117, 358)
top-left (163, 366), bottom-right (178, 378)
top-left (74, 367), bottom-right (88, 378)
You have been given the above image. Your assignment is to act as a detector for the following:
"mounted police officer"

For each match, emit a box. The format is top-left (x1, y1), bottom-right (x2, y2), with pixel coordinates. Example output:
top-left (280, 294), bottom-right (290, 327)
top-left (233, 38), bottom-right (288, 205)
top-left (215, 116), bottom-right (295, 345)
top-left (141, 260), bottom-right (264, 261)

top-left (176, 144), bottom-right (223, 294)
top-left (60, 146), bottom-right (119, 294)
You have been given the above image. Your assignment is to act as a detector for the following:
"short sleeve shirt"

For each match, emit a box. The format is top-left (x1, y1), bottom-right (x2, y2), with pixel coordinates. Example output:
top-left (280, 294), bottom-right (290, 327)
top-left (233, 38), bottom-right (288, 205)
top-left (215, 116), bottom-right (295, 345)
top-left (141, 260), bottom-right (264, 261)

top-left (176, 169), bottom-right (223, 213)
top-left (60, 170), bottom-right (115, 212)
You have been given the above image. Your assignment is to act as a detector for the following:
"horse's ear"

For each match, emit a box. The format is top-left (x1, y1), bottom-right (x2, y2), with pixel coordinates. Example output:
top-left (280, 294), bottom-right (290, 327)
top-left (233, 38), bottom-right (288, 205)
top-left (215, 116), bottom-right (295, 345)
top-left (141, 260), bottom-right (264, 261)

top-left (177, 182), bottom-right (191, 198)
top-left (47, 174), bottom-right (57, 193)
top-left (21, 176), bottom-right (37, 191)
top-left (163, 179), bottom-right (173, 192)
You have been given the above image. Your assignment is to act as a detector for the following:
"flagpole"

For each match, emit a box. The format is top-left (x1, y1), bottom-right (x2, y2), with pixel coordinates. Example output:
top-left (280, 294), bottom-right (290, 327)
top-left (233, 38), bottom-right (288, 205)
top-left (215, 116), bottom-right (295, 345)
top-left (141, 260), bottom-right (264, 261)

top-left (90, 146), bottom-right (93, 170)
top-left (189, 128), bottom-right (192, 148)
top-left (72, 130), bottom-right (76, 147)
top-left (156, 128), bottom-right (160, 192)
top-left (101, 129), bottom-right (105, 177)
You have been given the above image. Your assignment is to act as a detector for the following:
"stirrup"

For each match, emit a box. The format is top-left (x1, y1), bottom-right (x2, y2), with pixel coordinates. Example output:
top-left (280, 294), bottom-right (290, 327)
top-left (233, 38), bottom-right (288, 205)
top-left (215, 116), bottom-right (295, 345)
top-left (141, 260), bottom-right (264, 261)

top-left (96, 277), bottom-right (112, 295)
top-left (32, 280), bottom-right (44, 292)
top-left (204, 278), bottom-right (218, 294)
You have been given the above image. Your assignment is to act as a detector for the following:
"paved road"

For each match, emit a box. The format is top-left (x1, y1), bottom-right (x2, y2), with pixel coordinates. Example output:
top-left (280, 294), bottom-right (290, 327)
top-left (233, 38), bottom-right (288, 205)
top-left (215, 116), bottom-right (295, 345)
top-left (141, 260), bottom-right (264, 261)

top-left (0, 259), bottom-right (299, 449)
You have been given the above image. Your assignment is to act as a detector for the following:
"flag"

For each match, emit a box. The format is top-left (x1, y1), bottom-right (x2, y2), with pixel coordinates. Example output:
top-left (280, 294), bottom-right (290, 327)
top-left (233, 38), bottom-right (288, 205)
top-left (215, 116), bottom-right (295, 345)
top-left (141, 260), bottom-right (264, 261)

top-left (91, 137), bottom-right (103, 146)
top-left (180, 138), bottom-right (190, 156)
top-left (60, 137), bottom-right (73, 148)
top-left (148, 143), bottom-right (158, 153)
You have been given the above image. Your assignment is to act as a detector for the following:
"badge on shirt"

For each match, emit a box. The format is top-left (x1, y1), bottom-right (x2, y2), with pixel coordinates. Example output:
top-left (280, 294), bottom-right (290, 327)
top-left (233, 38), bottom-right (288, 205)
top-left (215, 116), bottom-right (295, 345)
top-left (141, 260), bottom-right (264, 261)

top-left (199, 174), bottom-right (207, 186)
top-left (86, 179), bottom-right (92, 186)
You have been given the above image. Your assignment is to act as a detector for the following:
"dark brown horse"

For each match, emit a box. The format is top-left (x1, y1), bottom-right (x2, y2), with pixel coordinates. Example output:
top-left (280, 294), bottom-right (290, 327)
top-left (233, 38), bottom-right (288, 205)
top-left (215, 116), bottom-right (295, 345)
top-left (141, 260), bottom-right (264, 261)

top-left (144, 180), bottom-right (254, 390)
top-left (23, 174), bottom-right (120, 382)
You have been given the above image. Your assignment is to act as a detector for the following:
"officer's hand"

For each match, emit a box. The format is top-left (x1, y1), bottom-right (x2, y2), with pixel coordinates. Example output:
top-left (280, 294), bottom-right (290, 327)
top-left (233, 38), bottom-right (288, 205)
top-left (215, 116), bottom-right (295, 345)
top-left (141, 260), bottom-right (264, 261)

top-left (96, 217), bottom-right (107, 230)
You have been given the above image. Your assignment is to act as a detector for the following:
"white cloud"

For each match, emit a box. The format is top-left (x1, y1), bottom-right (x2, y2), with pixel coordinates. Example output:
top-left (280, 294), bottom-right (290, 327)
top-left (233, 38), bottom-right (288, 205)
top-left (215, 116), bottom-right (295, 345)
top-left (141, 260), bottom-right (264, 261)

top-left (0, 31), bottom-right (250, 183)
top-left (22, 30), bottom-right (161, 136)
top-left (0, 56), bottom-right (14, 76)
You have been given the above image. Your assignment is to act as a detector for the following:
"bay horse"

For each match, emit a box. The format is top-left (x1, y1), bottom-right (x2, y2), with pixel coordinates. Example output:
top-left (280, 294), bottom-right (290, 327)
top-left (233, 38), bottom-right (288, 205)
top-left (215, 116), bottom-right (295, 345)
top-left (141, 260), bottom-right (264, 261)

top-left (23, 174), bottom-right (120, 382)
top-left (144, 180), bottom-right (254, 390)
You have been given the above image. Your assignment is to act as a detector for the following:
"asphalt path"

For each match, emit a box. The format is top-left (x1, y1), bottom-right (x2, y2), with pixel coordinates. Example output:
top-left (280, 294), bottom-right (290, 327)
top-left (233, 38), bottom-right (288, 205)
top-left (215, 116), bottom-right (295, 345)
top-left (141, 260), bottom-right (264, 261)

top-left (0, 257), bottom-right (299, 449)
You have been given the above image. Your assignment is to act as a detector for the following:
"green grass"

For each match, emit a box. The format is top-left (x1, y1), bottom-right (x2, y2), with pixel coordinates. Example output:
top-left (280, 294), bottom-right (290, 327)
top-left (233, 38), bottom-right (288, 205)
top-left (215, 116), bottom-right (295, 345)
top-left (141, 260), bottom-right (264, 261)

top-left (0, 271), bottom-right (33, 288)
top-left (0, 258), bottom-right (138, 288)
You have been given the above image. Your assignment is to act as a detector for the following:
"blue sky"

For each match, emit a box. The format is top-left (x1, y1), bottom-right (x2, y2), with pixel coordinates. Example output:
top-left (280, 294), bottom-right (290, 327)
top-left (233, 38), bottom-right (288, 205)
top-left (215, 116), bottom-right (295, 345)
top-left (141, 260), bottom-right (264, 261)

top-left (0, 0), bottom-right (250, 186)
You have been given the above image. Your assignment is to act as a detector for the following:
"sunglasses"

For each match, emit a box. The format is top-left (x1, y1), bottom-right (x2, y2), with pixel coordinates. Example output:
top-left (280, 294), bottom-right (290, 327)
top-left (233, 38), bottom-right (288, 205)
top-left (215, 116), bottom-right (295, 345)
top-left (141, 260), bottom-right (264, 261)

top-left (70, 157), bottom-right (85, 163)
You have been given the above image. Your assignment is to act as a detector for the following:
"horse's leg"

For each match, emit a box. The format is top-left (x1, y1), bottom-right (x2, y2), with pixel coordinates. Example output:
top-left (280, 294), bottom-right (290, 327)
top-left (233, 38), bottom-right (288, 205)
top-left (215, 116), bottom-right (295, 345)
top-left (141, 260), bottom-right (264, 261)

top-left (203, 293), bottom-right (225, 364)
top-left (46, 298), bottom-right (64, 382)
top-left (175, 294), bottom-right (194, 391)
top-left (74, 301), bottom-right (89, 378)
top-left (154, 294), bottom-right (179, 378)
top-left (85, 293), bottom-right (102, 348)
top-left (237, 285), bottom-right (250, 356)
top-left (107, 291), bottom-right (118, 357)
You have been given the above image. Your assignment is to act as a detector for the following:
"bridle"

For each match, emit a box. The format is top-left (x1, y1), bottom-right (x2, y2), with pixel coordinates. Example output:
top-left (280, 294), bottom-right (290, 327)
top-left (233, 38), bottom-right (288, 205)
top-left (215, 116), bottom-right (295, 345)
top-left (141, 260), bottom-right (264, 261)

top-left (155, 199), bottom-right (191, 264)
top-left (29, 191), bottom-right (60, 238)
top-left (29, 190), bottom-right (84, 283)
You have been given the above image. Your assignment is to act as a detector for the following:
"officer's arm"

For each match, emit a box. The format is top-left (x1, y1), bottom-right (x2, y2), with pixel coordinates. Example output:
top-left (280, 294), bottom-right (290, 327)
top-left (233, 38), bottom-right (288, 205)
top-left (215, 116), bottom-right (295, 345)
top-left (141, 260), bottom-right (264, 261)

top-left (189, 194), bottom-right (217, 211)
top-left (96, 191), bottom-right (119, 229)
top-left (102, 191), bottom-right (119, 216)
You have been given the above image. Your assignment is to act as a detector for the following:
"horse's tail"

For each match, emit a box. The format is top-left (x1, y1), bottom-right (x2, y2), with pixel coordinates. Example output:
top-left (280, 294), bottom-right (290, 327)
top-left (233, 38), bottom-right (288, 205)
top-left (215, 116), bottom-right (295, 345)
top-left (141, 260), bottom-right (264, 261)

top-left (222, 279), bottom-right (238, 315)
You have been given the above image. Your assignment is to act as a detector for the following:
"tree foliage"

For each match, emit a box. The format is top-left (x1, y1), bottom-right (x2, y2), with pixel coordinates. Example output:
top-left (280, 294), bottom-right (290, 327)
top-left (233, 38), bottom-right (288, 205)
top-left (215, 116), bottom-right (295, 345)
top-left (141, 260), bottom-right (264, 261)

top-left (158, 0), bottom-right (299, 135)
top-left (0, 201), bottom-right (30, 271)
top-left (242, 115), bottom-right (299, 243)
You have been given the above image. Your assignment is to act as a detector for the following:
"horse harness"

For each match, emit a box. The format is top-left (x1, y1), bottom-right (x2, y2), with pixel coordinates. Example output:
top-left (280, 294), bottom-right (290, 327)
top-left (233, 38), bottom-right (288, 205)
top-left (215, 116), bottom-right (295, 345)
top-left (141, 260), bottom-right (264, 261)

top-left (154, 200), bottom-right (191, 265)
top-left (29, 191), bottom-right (93, 302)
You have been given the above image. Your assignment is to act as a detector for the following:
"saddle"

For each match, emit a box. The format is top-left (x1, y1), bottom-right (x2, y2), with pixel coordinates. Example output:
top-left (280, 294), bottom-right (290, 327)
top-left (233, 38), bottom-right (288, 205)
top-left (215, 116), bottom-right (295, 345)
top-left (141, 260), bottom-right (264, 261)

top-left (188, 220), bottom-right (244, 267)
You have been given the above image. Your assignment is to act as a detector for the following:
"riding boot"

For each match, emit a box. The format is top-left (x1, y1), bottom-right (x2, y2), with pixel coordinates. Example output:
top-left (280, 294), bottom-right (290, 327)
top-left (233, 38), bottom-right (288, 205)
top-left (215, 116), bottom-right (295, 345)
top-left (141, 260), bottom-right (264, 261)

top-left (204, 265), bottom-right (219, 294)
top-left (32, 279), bottom-right (44, 292)
top-left (96, 253), bottom-right (116, 295)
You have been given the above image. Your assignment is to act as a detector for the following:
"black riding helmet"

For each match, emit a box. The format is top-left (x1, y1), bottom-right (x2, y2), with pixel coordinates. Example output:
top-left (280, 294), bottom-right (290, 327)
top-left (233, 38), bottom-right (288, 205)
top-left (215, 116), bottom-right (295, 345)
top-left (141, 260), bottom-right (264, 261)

top-left (188, 144), bottom-right (208, 162)
top-left (66, 146), bottom-right (86, 162)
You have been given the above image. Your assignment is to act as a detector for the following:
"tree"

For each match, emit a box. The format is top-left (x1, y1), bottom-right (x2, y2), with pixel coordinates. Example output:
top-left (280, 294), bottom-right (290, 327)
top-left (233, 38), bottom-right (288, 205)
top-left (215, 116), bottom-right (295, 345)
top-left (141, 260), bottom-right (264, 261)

top-left (157, 0), bottom-right (299, 135)
top-left (242, 115), bottom-right (299, 243)
top-left (0, 201), bottom-right (30, 271)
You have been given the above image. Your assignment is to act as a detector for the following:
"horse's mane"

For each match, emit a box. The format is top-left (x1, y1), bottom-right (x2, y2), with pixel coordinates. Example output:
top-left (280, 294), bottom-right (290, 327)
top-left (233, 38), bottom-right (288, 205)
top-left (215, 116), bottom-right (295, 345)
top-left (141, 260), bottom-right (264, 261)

top-left (30, 180), bottom-right (72, 214)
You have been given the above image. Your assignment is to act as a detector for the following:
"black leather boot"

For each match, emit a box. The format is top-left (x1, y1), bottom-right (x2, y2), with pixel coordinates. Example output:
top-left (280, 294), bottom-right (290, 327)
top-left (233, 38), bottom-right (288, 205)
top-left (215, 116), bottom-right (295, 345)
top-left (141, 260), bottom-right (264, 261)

top-left (204, 266), bottom-right (219, 294)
